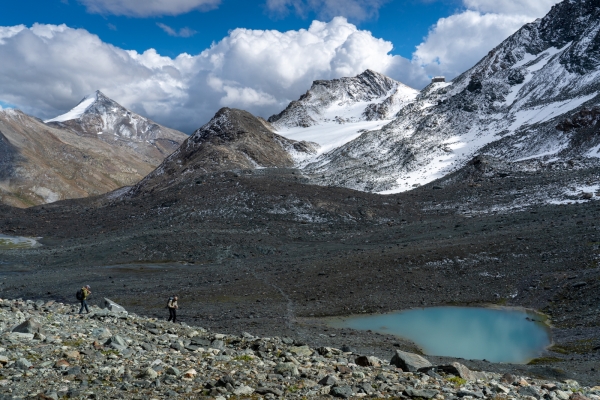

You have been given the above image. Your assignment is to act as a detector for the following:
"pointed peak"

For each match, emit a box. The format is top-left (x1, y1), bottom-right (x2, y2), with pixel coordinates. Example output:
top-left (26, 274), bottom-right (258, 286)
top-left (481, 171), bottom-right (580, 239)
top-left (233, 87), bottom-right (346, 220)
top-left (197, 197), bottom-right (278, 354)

top-left (45, 91), bottom-right (102, 123)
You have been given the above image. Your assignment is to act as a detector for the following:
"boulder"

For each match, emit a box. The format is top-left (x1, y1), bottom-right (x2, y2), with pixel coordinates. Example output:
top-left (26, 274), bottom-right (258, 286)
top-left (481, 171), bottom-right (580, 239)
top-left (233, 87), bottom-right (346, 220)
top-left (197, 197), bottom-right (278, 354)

top-left (405, 388), bottom-right (439, 399)
top-left (318, 375), bottom-right (338, 386)
top-left (330, 385), bottom-right (353, 398)
top-left (436, 362), bottom-right (476, 381)
top-left (12, 318), bottom-right (43, 334)
top-left (274, 362), bottom-right (299, 376)
top-left (289, 345), bottom-right (312, 357)
top-left (15, 358), bottom-right (32, 370)
top-left (390, 350), bottom-right (431, 372)
top-left (138, 367), bottom-right (158, 380)
top-left (233, 385), bottom-right (255, 396)
top-left (91, 327), bottom-right (112, 339)
top-left (166, 366), bottom-right (181, 377)
top-left (104, 298), bottom-right (127, 313)
top-left (355, 355), bottom-right (381, 367)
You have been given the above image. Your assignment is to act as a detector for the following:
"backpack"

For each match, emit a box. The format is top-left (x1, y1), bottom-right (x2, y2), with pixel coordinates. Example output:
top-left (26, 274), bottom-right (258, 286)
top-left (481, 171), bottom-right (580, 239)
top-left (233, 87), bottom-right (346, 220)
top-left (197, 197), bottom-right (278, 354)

top-left (166, 296), bottom-right (173, 308)
top-left (76, 289), bottom-right (83, 301)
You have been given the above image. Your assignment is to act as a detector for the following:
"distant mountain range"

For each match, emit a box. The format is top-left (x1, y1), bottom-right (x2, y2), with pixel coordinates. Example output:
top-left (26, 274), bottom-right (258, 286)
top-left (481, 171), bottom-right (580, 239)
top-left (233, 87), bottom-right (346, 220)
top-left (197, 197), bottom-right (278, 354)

top-left (2, 0), bottom-right (599, 207)
top-left (0, 92), bottom-right (186, 207)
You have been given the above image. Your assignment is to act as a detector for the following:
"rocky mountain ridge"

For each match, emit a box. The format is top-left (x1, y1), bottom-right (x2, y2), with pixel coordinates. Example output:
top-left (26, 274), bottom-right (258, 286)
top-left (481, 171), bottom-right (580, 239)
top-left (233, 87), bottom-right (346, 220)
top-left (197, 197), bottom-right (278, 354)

top-left (0, 92), bottom-right (187, 207)
top-left (132, 107), bottom-right (317, 193)
top-left (268, 69), bottom-right (419, 128)
top-left (2, 297), bottom-right (599, 399)
top-left (291, 0), bottom-right (600, 194)
top-left (45, 90), bottom-right (187, 165)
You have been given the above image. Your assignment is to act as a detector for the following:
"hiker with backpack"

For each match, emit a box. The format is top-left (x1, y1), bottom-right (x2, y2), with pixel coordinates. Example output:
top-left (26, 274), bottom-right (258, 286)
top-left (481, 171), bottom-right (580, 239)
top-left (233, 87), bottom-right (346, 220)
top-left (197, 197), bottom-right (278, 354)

top-left (77, 285), bottom-right (92, 314)
top-left (167, 295), bottom-right (178, 323)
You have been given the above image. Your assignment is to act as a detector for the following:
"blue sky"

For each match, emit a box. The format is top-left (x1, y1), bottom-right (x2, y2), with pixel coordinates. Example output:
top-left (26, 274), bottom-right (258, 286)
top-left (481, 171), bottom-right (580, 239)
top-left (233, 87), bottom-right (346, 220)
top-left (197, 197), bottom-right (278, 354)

top-left (0, 0), bottom-right (559, 133)
top-left (0, 1), bottom-right (461, 59)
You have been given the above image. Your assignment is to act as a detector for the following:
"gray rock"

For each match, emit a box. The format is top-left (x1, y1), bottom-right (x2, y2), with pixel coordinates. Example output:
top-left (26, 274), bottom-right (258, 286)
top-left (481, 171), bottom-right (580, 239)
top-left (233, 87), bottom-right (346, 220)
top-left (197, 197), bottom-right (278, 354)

top-left (318, 375), bottom-right (338, 386)
top-left (104, 298), bottom-right (127, 313)
top-left (274, 362), bottom-right (299, 376)
top-left (139, 367), bottom-right (158, 380)
top-left (289, 345), bottom-right (312, 357)
top-left (437, 362), bottom-right (476, 381)
top-left (106, 335), bottom-right (127, 348)
top-left (355, 355), bottom-right (381, 367)
top-left (12, 318), bottom-right (43, 334)
top-left (211, 339), bottom-right (225, 350)
top-left (166, 366), bottom-right (181, 377)
top-left (91, 327), bottom-right (112, 339)
top-left (458, 389), bottom-right (485, 398)
top-left (233, 385), bottom-right (254, 396)
top-left (390, 350), bottom-right (432, 372)
top-left (330, 385), bottom-right (353, 398)
top-left (359, 382), bottom-right (374, 394)
top-left (15, 357), bottom-right (32, 370)
top-left (405, 388), bottom-right (439, 398)
top-left (256, 387), bottom-right (284, 396)
top-left (519, 386), bottom-right (541, 399)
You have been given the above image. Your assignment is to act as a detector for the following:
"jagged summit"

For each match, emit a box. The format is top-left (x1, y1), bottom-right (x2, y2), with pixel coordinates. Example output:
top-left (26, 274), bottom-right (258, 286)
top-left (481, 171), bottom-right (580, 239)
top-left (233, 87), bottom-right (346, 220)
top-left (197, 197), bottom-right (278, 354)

top-left (44, 90), bottom-right (102, 123)
top-left (133, 107), bottom-right (317, 192)
top-left (269, 69), bottom-right (418, 129)
top-left (304, 0), bottom-right (600, 193)
top-left (45, 90), bottom-right (187, 166)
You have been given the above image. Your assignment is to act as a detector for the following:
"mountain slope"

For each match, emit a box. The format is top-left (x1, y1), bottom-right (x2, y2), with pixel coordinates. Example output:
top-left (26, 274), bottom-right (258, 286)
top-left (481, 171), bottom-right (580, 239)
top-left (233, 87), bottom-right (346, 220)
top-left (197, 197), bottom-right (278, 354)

top-left (303, 0), bottom-right (600, 193)
top-left (0, 109), bottom-right (157, 207)
top-left (270, 70), bottom-right (419, 158)
top-left (45, 91), bottom-right (187, 165)
top-left (132, 107), bottom-right (317, 193)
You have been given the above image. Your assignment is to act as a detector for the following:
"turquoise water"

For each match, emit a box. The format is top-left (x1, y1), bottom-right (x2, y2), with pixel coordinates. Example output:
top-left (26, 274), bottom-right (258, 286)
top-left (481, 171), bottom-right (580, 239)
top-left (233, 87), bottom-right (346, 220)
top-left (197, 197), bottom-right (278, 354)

top-left (0, 234), bottom-right (39, 249)
top-left (330, 307), bottom-right (551, 363)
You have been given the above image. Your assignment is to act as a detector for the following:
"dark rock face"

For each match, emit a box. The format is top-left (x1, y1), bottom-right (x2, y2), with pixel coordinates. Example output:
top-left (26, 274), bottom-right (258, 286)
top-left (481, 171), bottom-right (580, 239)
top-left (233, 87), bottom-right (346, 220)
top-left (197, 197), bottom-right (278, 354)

top-left (133, 107), bottom-right (317, 192)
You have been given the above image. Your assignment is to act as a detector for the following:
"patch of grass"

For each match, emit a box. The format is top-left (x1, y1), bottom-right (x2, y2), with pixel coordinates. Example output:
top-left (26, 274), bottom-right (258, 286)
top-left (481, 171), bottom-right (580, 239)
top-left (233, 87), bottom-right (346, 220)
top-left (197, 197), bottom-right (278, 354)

top-left (527, 357), bottom-right (562, 365)
top-left (287, 385), bottom-right (300, 393)
top-left (446, 376), bottom-right (467, 387)
top-left (550, 339), bottom-right (595, 355)
top-left (234, 354), bottom-right (254, 362)
top-left (495, 298), bottom-right (508, 306)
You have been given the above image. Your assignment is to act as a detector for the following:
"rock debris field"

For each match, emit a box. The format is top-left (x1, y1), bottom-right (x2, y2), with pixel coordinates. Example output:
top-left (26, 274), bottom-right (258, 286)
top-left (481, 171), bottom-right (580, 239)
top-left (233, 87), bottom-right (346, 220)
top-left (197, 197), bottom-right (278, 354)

top-left (1, 297), bottom-right (599, 399)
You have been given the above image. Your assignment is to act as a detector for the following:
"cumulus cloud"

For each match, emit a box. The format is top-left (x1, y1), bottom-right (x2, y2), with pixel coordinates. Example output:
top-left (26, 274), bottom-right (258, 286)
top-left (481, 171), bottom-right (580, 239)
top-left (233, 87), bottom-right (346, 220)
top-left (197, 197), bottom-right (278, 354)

top-left (78, 0), bottom-right (220, 17)
top-left (156, 23), bottom-right (197, 37)
top-left (413, 0), bottom-right (560, 79)
top-left (265, 0), bottom-right (389, 22)
top-left (0, 20), bottom-right (427, 134)
top-left (0, 2), bottom-right (560, 134)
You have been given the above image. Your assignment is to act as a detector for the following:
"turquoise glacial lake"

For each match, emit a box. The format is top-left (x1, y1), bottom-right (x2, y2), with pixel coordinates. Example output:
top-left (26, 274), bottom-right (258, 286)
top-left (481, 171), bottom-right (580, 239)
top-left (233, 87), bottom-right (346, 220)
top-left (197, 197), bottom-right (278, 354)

top-left (330, 307), bottom-right (551, 363)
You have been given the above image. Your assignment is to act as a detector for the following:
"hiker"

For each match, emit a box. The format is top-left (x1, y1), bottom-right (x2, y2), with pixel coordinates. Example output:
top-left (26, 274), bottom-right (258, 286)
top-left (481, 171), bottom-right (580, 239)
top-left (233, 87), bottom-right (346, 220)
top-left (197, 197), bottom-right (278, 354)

top-left (77, 285), bottom-right (92, 314)
top-left (167, 295), bottom-right (178, 323)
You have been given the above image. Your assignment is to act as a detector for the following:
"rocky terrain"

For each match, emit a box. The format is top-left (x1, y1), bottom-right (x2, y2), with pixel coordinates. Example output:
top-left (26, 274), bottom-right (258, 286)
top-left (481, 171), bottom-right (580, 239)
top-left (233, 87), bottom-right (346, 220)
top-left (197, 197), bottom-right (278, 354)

top-left (0, 92), bottom-right (187, 208)
top-left (1, 297), bottom-right (599, 399)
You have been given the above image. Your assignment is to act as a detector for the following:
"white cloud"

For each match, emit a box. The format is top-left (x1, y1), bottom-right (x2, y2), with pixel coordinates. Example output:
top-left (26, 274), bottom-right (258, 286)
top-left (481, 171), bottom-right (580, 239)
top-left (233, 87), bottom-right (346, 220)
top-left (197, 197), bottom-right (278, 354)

top-left (463, 0), bottom-right (559, 17)
top-left (0, 20), bottom-right (427, 134)
top-left (413, 0), bottom-right (560, 79)
top-left (156, 23), bottom-right (197, 38)
top-left (0, 2), bottom-right (560, 134)
top-left (265, 0), bottom-right (389, 22)
top-left (78, 0), bottom-right (220, 17)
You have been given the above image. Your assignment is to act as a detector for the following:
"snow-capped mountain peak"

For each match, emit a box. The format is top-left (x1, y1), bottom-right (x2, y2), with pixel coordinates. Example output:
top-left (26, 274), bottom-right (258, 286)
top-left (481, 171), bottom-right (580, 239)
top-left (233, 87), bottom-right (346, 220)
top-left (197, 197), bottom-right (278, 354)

top-left (269, 69), bottom-right (419, 129)
top-left (269, 70), bottom-right (419, 162)
top-left (44, 90), bottom-right (187, 165)
top-left (45, 91), bottom-right (100, 123)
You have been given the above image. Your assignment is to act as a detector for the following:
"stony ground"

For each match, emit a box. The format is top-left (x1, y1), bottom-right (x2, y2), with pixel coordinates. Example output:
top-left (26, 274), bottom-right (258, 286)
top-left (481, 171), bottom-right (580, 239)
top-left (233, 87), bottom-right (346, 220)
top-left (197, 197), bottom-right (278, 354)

top-left (0, 163), bottom-right (599, 386)
top-left (1, 297), bottom-right (599, 400)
